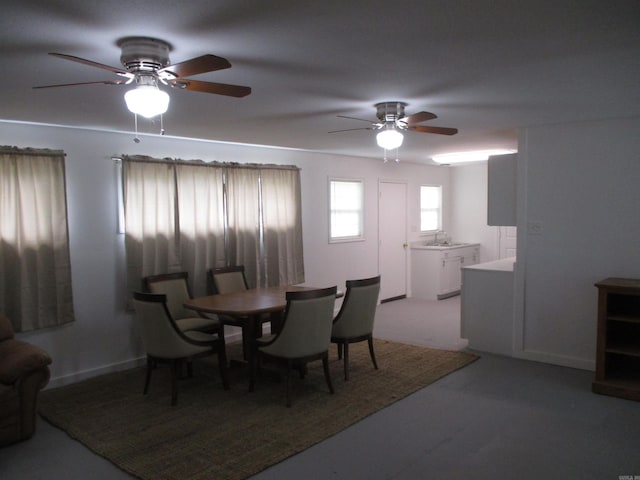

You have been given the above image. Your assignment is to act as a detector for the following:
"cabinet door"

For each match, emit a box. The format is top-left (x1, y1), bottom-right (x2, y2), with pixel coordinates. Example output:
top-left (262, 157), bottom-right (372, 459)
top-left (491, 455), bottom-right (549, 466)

top-left (461, 247), bottom-right (479, 267)
top-left (440, 256), bottom-right (463, 295)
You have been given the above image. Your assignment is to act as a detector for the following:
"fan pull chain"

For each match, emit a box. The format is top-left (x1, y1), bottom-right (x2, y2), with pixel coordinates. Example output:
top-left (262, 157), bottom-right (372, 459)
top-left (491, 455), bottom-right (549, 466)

top-left (160, 114), bottom-right (165, 136)
top-left (382, 148), bottom-right (400, 163)
top-left (133, 114), bottom-right (141, 143)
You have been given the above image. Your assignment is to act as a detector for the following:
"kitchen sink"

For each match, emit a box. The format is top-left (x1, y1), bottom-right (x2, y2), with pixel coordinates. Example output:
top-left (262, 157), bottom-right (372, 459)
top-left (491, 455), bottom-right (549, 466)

top-left (425, 242), bottom-right (468, 248)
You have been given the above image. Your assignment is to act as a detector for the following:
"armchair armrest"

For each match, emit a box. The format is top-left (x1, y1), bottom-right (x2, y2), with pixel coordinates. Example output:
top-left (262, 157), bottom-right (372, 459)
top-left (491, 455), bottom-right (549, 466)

top-left (0, 339), bottom-right (52, 385)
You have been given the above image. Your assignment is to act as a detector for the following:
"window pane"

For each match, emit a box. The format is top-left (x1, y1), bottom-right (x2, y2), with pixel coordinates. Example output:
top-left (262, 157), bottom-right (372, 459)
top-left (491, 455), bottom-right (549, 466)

top-left (330, 179), bottom-right (363, 241)
top-left (420, 185), bottom-right (441, 232)
top-left (421, 211), bottom-right (438, 231)
top-left (421, 186), bottom-right (440, 208)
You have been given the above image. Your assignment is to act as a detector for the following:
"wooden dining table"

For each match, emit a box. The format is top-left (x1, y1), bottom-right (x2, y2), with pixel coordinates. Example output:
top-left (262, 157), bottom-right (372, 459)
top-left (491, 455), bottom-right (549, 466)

top-left (184, 285), bottom-right (341, 361)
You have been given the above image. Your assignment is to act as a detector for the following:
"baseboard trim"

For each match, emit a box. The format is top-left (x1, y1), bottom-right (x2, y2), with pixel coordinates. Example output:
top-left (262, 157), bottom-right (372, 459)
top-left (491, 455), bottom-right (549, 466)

top-left (380, 295), bottom-right (406, 304)
top-left (47, 331), bottom-right (246, 389)
top-left (47, 357), bottom-right (146, 389)
top-left (513, 349), bottom-right (595, 371)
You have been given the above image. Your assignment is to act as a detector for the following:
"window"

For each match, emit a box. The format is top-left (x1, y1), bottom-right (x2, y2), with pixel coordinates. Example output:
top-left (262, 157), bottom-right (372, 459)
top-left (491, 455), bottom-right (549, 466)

top-left (420, 185), bottom-right (441, 232)
top-left (329, 178), bottom-right (364, 242)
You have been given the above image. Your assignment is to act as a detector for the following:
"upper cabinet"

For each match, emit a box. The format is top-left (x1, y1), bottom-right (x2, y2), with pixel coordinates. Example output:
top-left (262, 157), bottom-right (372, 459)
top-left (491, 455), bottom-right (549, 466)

top-left (487, 153), bottom-right (517, 226)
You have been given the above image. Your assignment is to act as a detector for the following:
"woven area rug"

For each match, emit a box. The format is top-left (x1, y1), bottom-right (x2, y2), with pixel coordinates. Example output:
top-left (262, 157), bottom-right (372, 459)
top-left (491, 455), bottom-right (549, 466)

top-left (39, 339), bottom-right (478, 480)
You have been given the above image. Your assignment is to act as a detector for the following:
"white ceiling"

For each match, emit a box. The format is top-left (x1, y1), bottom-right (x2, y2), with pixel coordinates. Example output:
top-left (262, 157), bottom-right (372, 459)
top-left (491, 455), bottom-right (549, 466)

top-left (2, 0), bottom-right (639, 164)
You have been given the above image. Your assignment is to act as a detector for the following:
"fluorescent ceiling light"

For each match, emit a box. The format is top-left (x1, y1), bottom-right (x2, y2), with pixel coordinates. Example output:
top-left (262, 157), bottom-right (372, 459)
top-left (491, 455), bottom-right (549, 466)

top-left (432, 149), bottom-right (517, 165)
top-left (124, 84), bottom-right (170, 118)
top-left (376, 128), bottom-right (404, 150)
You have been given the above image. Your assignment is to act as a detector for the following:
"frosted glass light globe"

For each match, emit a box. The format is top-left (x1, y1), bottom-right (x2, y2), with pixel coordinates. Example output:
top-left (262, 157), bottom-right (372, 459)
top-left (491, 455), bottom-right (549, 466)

top-left (124, 86), bottom-right (170, 118)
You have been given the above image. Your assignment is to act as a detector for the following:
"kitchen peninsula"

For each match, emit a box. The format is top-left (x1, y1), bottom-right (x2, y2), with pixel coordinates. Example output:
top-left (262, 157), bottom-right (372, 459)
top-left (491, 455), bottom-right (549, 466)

top-left (460, 257), bottom-right (516, 355)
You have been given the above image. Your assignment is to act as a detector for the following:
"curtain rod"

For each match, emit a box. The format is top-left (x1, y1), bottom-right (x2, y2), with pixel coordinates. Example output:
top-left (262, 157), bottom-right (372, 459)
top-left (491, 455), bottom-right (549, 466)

top-left (1, 146), bottom-right (66, 157)
top-left (115, 154), bottom-right (299, 171)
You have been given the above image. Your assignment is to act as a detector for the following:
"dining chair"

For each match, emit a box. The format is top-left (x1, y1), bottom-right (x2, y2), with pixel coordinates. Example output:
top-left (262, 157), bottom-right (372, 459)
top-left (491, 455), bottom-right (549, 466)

top-left (208, 265), bottom-right (250, 294)
top-left (131, 292), bottom-right (229, 406)
top-left (207, 266), bottom-right (272, 356)
top-left (331, 275), bottom-right (381, 380)
top-left (249, 286), bottom-right (337, 407)
top-left (143, 272), bottom-right (222, 336)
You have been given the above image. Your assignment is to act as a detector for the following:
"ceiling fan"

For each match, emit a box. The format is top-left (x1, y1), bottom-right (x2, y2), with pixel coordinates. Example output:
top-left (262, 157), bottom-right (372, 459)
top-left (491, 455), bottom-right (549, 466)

top-left (33, 36), bottom-right (251, 119)
top-left (330, 101), bottom-right (458, 152)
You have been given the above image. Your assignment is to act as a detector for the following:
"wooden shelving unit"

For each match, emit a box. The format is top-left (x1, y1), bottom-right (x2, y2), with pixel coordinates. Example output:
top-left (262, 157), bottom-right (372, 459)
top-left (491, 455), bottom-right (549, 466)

top-left (593, 277), bottom-right (640, 401)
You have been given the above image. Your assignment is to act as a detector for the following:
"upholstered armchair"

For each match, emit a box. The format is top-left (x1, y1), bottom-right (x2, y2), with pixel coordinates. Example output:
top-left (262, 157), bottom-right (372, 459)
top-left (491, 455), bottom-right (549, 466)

top-left (0, 314), bottom-right (52, 447)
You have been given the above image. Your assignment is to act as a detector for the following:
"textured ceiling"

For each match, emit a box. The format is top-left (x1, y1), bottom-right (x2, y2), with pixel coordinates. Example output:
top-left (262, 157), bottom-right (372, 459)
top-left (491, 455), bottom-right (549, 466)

top-left (2, 0), bottom-right (639, 164)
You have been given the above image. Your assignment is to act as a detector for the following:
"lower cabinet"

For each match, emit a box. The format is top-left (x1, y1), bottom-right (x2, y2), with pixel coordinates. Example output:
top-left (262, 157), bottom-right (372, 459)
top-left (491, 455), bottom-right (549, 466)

top-left (411, 245), bottom-right (480, 300)
top-left (460, 258), bottom-right (515, 355)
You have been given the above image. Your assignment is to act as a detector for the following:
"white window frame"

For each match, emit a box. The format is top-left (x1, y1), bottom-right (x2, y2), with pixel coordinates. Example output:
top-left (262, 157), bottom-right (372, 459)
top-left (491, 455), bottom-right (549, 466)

top-left (328, 177), bottom-right (364, 243)
top-left (420, 184), bottom-right (442, 233)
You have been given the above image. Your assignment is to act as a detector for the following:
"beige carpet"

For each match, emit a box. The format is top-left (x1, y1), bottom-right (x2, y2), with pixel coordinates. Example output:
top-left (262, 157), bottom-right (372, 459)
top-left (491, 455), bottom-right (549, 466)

top-left (38, 339), bottom-right (478, 480)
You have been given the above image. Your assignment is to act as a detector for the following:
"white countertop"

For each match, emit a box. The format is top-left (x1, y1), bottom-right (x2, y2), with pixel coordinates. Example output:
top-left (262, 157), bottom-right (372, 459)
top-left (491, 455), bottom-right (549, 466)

top-left (463, 256), bottom-right (516, 272)
top-left (411, 242), bottom-right (480, 251)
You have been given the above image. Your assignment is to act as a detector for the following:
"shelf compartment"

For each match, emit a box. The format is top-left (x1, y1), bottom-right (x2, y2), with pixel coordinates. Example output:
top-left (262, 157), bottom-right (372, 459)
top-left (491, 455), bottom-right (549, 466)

top-left (606, 293), bottom-right (640, 320)
top-left (594, 278), bottom-right (640, 401)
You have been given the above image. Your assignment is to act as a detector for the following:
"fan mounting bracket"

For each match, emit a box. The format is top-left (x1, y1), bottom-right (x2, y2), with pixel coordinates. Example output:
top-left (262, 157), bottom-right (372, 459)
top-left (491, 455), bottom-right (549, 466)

top-left (374, 101), bottom-right (407, 124)
top-left (117, 37), bottom-right (173, 75)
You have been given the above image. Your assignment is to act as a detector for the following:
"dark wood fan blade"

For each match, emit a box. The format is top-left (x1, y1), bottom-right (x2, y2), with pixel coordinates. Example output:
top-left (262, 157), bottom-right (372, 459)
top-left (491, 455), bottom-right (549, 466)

top-left (49, 52), bottom-right (130, 76)
top-left (33, 79), bottom-right (129, 89)
top-left (410, 125), bottom-right (458, 135)
top-left (171, 79), bottom-right (251, 97)
top-left (159, 54), bottom-right (232, 78)
top-left (405, 111), bottom-right (437, 126)
top-left (328, 127), bottom-right (374, 133)
top-left (337, 115), bottom-right (377, 124)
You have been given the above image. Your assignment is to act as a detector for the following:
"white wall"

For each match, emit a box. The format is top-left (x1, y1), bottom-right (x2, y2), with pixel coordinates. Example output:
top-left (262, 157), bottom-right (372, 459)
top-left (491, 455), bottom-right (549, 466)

top-left (9, 115), bottom-right (634, 380)
top-left (450, 163), bottom-right (500, 263)
top-left (0, 121), bottom-right (451, 385)
top-left (514, 116), bottom-right (640, 369)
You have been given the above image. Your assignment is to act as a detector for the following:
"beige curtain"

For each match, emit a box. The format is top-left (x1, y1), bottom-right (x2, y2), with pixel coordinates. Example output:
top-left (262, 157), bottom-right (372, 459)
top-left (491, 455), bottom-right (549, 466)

top-left (122, 158), bottom-right (304, 295)
top-left (175, 163), bottom-right (225, 296)
top-left (260, 168), bottom-right (304, 286)
top-left (225, 167), bottom-right (261, 288)
top-left (123, 157), bottom-right (178, 294)
top-left (0, 147), bottom-right (75, 332)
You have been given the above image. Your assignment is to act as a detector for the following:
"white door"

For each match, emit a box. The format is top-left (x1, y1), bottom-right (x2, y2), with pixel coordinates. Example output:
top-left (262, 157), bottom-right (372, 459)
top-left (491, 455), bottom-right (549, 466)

top-left (378, 181), bottom-right (408, 301)
top-left (499, 226), bottom-right (517, 258)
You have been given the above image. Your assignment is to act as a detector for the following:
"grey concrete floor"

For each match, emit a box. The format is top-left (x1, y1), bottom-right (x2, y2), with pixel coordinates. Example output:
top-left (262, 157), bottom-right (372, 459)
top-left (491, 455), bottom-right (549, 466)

top-left (2, 297), bottom-right (639, 479)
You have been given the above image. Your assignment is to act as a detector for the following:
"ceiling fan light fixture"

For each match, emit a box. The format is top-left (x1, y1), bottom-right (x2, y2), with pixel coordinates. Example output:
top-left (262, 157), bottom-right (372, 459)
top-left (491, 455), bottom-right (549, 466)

top-left (376, 128), bottom-right (404, 150)
top-left (124, 84), bottom-right (170, 118)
